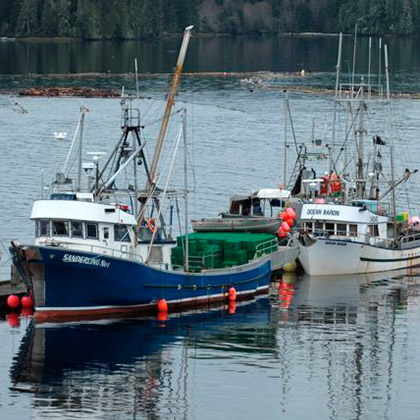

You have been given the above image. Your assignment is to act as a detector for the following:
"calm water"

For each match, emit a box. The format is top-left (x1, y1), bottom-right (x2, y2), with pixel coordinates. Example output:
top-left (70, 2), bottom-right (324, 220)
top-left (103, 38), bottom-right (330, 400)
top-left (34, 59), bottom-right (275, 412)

top-left (1, 35), bottom-right (420, 419)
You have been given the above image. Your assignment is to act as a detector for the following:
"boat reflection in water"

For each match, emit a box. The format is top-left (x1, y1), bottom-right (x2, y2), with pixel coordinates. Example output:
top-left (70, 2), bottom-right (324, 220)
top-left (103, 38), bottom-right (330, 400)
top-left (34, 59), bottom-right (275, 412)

top-left (9, 268), bottom-right (420, 419)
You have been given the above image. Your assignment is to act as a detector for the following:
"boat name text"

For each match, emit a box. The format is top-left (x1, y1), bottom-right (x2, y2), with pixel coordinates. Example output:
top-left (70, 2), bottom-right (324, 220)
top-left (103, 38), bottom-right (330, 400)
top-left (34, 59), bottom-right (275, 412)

top-left (307, 209), bottom-right (340, 216)
top-left (62, 254), bottom-right (110, 268)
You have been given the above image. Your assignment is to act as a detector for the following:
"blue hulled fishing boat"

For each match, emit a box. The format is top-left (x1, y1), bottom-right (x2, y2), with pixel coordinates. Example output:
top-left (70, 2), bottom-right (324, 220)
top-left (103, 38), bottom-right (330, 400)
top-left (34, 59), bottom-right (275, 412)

top-left (10, 26), bottom-right (298, 321)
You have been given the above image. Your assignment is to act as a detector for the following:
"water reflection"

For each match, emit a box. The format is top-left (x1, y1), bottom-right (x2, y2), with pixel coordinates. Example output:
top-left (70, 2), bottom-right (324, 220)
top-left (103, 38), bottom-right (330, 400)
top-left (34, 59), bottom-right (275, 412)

top-left (9, 269), bottom-right (420, 418)
top-left (1, 35), bottom-right (420, 76)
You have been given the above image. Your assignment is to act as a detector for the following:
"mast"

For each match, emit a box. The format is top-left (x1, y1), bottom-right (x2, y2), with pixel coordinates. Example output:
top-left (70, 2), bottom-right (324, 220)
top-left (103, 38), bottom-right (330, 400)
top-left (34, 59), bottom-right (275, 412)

top-left (351, 24), bottom-right (358, 99)
top-left (356, 83), bottom-right (365, 199)
top-left (283, 91), bottom-right (288, 188)
top-left (182, 109), bottom-right (189, 272)
top-left (331, 32), bottom-right (343, 178)
top-left (148, 25), bottom-right (193, 189)
top-left (368, 37), bottom-right (372, 86)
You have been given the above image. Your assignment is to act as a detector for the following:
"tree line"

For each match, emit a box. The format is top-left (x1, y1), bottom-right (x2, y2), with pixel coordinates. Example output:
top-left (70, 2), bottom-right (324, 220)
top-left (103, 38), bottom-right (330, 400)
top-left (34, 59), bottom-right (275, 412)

top-left (0, 0), bottom-right (419, 39)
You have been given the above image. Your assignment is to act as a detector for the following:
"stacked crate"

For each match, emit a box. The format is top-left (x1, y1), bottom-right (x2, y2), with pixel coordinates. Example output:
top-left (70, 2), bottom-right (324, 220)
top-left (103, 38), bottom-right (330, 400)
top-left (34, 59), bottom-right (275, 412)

top-left (171, 232), bottom-right (277, 272)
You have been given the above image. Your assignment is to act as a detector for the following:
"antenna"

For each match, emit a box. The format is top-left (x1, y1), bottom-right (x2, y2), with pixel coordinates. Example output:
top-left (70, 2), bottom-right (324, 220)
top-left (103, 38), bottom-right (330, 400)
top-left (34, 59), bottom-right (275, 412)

top-left (378, 38), bottom-right (382, 90)
top-left (384, 44), bottom-right (390, 101)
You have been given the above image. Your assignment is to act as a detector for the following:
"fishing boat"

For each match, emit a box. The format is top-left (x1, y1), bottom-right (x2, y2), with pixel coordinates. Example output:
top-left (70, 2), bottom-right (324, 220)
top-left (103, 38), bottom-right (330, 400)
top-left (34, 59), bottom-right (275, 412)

top-left (10, 26), bottom-right (298, 321)
top-left (191, 188), bottom-right (290, 234)
top-left (296, 33), bottom-right (420, 276)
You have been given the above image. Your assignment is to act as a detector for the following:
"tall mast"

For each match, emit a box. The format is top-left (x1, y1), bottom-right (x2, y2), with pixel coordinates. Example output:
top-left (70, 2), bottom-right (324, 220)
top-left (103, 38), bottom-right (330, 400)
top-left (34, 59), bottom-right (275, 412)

top-left (182, 110), bottom-right (189, 272)
top-left (148, 25), bottom-right (193, 189)
top-left (368, 37), bottom-right (372, 86)
top-left (77, 110), bottom-right (85, 191)
top-left (331, 32), bottom-right (343, 174)
top-left (283, 91), bottom-right (288, 188)
top-left (351, 24), bottom-right (358, 99)
top-left (356, 84), bottom-right (365, 199)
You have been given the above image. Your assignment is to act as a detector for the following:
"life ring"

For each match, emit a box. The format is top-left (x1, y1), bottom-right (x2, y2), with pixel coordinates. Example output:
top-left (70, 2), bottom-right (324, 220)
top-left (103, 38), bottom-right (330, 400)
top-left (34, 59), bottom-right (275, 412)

top-left (147, 218), bottom-right (156, 233)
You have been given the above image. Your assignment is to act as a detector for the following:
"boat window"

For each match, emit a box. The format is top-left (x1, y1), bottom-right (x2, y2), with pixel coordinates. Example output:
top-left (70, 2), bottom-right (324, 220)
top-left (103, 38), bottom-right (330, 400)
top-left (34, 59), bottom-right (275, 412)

top-left (103, 227), bottom-right (109, 240)
top-left (369, 225), bottom-right (379, 237)
top-left (86, 223), bottom-right (98, 239)
top-left (336, 224), bottom-right (347, 236)
top-left (304, 222), bottom-right (314, 233)
top-left (325, 223), bottom-right (335, 235)
top-left (230, 202), bottom-right (240, 215)
top-left (71, 221), bottom-right (83, 238)
top-left (349, 224), bottom-right (358, 237)
top-left (114, 224), bottom-right (130, 242)
top-left (315, 221), bottom-right (323, 231)
top-left (53, 220), bottom-right (69, 236)
top-left (39, 220), bottom-right (50, 236)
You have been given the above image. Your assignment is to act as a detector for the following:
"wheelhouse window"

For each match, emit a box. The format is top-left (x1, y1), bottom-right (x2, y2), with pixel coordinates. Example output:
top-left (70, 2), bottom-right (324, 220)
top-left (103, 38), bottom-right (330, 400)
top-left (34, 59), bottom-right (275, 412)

top-left (369, 224), bottom-right (379, 237)
top-left (304, 222), bottom-right (314, 233)
top-left (103, 227), bottom-right (109, 240)
top-left (114, 224), bottom-right (130, 242)
top-left (53, 220), bottom-right (69, 236)
top-left (325, 223), bottom-right (335, 235)
top-left (39, 220), bottom-right (50, 236)
top-left (349, 224), bottom-right (358, 237)
top-left (337, 224), bottom-right (347, 236)
top-left (315, 221), bottom-right (323, 232)
top-left (71, 221), bottom-right (83, 238)
top-left (86, 223), bottom-right (98, 239)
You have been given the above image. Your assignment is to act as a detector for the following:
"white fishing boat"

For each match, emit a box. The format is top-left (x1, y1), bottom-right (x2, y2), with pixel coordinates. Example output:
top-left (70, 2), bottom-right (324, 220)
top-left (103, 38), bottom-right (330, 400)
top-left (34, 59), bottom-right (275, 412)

top-left (296, 33), bottom-right (420, 276)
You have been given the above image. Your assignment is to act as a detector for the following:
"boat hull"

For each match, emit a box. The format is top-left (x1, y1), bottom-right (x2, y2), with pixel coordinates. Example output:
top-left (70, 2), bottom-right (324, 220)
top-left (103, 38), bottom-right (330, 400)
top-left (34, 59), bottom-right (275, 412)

top-left (298, 237), bottom-right (420, 275)
top-left (192, 217), bottom-right (282, 234)
top-left (14, 245), bottom-right (273, 321)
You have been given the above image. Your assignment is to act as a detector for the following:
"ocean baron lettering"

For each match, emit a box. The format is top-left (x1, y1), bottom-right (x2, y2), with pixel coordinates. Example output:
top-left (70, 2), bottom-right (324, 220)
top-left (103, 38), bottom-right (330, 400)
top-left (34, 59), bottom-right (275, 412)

top-left (306, 208), bottom-right (340, 217)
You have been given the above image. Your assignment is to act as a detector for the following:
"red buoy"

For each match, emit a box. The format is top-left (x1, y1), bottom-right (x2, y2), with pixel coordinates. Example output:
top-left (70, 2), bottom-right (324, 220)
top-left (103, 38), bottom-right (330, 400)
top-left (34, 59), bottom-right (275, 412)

top-left (21, 296), bottom-right (33, 308)
top-left (7, 294), bottom-right (19, 309)
top-left (157, 298), bottom-right (168, 312)
top-left (286, 207), bottom-right (296, 219)
top-left (229, 300), bottom-right (237, 314)
top-left (228, 287), bottom-right (237, 301)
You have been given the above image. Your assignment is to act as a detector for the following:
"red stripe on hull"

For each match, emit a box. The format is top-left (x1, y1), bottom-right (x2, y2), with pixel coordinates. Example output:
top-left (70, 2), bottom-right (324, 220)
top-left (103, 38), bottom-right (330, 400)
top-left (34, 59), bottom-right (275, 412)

top-left (34, 286), bottom-right (269, 323)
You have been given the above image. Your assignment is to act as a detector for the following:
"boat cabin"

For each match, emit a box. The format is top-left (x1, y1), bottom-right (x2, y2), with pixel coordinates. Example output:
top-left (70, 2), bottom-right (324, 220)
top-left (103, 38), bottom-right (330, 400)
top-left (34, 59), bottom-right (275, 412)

top-left (299, 202), bottom-right (390, 245)
top-left (227, 188), bottom-right (291, 218)
top-left (31, 198), bottom-right (175, 266)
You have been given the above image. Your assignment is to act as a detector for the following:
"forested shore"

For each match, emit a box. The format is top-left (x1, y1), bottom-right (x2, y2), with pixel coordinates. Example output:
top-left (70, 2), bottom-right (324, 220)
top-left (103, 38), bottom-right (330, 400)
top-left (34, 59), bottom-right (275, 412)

top-left (0, 0), bottom-right (419, 39)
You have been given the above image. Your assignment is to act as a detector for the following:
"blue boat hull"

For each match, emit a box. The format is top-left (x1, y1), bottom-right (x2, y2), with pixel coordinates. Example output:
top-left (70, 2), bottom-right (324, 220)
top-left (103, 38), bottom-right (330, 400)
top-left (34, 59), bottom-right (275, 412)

top-left (17, 245), bottom-right (272, 320)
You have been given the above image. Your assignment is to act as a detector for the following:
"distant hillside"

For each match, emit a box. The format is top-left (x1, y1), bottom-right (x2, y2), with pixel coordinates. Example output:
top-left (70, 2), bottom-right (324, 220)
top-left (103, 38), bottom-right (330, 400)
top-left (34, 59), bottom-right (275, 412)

top-left (0, 0), bottom-right (419, 39)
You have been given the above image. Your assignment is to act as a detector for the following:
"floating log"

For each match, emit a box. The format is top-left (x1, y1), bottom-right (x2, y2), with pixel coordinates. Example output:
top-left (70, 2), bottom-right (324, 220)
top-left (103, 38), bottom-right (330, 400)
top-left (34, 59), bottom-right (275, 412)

top-left (19, 86), bottom-right (119, 98)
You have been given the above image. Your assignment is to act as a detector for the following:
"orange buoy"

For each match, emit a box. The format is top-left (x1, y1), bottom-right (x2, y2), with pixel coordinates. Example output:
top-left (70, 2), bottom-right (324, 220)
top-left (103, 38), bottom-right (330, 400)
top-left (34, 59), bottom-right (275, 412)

top-left (157, 298), bottom-right (168, 312)
top-left (7, 294), bottom-right (20, 309)
top-left (228, 287), bottom-right (237, 301)
top-left (286, 207), bottom-right (296, 219)
top-left (21, 296), bottom-right (33, 308)
top-left (281, 221), bottom-right (291, 232)
top-left (229, 300), bottom-right (237, 314)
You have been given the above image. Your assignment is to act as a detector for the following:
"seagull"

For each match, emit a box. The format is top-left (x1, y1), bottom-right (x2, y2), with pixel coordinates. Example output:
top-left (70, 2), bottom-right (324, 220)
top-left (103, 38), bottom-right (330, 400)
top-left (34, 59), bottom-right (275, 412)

top-left (54, 132), bottom-right (67, 140)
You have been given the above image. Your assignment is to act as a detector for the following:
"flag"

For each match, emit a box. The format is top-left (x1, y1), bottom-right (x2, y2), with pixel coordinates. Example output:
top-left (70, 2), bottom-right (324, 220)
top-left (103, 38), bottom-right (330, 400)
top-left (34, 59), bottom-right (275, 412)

top-left (373, 135), bottom-right (386, 145)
